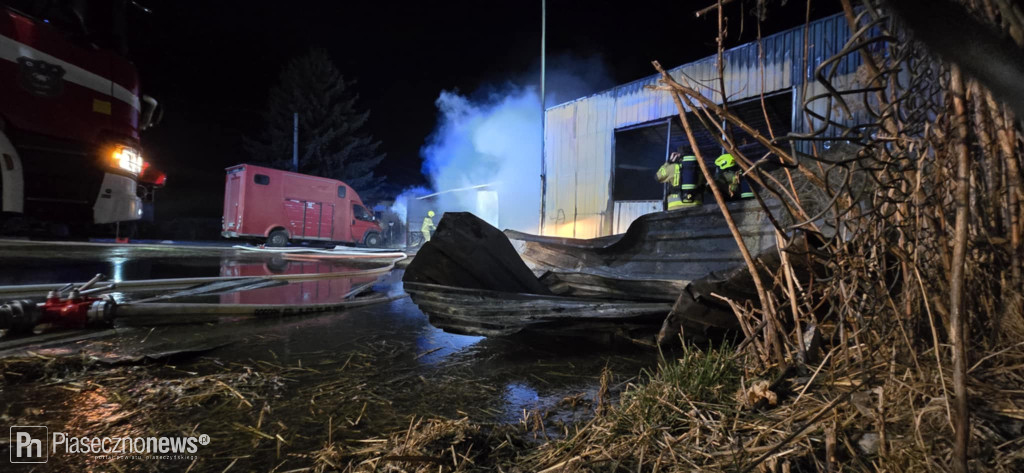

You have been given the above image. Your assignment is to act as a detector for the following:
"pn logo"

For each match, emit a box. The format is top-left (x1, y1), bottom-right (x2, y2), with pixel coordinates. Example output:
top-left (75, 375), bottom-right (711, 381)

top-left (9, 426), bottom-right (48, 463)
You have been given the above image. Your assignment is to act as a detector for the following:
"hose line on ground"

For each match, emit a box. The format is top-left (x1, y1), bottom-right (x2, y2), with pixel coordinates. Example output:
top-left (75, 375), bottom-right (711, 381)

top-left (0, 260), bottom-right (400, 299)
top-left (113, 293), bottom-right (407, 318)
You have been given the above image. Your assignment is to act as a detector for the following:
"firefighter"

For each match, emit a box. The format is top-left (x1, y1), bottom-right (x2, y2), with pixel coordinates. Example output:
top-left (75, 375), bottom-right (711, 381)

top-left (713, 154), bottom-right (743, 200)
top-left (657, 151), bottom-right (703, 210)
top-left (421, 210), bottom-right (436, 242)
top-left (656, 153), bottom-right (684, 210)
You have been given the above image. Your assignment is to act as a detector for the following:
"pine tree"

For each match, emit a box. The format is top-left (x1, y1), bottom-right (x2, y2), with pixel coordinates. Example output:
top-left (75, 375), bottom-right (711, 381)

top-left (244, 49), bottom-right (385, 195)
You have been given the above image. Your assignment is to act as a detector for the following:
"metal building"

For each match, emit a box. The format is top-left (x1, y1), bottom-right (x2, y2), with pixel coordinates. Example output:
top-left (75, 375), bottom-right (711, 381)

top-left (540, 12), bottom-right (862, 238)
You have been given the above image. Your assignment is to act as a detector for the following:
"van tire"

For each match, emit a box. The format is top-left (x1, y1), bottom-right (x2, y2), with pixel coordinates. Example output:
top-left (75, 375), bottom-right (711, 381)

top-left (363, 232), bottom-right (381, 248)
top-left (266, 255), bottom-right (289, 272)
top-left (267, 229), bottom-right (289, 247)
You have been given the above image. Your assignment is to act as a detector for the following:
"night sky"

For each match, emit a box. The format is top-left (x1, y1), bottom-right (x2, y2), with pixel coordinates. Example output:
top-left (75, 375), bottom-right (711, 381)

top-left (131, 0), bottom-right (838, 220)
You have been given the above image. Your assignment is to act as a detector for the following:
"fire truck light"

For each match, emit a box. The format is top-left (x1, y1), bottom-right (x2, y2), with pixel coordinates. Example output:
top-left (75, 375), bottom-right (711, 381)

top-left (110, 145), bottom-right (143, 175)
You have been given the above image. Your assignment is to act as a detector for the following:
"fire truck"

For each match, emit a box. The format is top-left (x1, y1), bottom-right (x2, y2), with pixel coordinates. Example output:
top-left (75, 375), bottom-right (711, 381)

top-left (0, 1), bottom-right (164, 233)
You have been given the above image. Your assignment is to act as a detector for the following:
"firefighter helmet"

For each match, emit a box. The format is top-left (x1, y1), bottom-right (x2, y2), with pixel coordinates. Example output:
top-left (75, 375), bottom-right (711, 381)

top-left (715, 154), bottom-right (735, 170)
top-left (428, 211), bottom-right (435, 217)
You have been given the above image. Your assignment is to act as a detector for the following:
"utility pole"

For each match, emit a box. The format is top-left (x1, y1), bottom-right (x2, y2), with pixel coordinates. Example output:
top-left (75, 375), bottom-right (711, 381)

top-left (538, 0), bottom-right (547, 234)
top-left (292, 112), bottom-right (299, 172)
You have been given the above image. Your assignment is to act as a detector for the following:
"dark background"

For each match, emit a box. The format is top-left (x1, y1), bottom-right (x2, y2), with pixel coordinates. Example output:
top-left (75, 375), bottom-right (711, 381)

top-left (130, 0), bottom-right (839, 222)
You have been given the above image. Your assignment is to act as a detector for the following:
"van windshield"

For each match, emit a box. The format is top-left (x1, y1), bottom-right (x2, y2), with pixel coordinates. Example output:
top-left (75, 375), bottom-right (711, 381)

top-left (353, 204), bottom-right (372, 221)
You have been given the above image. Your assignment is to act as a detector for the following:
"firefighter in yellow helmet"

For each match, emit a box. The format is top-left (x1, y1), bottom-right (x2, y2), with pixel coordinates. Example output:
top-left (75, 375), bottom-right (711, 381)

top-left (713, 154), bottom-right (743, 200)
top-left (421, 210), bottom-right (436, 242)
top-left (656, 150), bottom-right (703, 210)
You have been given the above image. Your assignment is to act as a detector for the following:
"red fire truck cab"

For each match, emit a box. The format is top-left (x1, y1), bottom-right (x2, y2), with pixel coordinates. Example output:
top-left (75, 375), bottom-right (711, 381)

top-left (0, 1), bottom-right (165, 229)
top-left (222, 164), bottom-right (383, 247)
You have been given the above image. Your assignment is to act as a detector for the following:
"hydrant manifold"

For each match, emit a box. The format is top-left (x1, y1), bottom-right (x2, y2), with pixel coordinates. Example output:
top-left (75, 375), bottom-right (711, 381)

top-left (0, 290), bottom-right (116, 334)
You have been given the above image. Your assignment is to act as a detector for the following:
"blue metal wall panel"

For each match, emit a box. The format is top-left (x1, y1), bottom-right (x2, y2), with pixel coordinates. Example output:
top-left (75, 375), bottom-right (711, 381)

top-left (541, 12), bottom-right (861, 236)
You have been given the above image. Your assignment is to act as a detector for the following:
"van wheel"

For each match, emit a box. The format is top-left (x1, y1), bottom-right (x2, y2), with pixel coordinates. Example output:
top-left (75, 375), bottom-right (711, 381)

top-left (363, 232), bottom-right (381, 248)
top-left (266, 255), bottom-right (289, 272)
top-left (267, 229), bottom-right (289, 247)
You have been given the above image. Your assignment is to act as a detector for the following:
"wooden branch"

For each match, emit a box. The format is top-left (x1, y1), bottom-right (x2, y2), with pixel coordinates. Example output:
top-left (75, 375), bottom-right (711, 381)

top-left (986, 91), bottom-right (1023, 286)
top-left (694, 0), bottom-right (735, 18)
top-left (655, 60), bottom-right (784, 366)
top-left (948, 65), bottom-right (971, 473)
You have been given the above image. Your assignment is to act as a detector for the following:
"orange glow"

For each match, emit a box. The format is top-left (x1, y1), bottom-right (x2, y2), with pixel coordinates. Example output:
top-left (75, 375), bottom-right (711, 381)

top-left (109, 145), bottom-right (143, 174)
top-left (544, 216), bottom-right (604, 239)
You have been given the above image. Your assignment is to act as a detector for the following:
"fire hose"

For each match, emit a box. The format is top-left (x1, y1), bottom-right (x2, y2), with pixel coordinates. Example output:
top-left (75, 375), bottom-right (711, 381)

top-left (0, 258), bottom-right (402, 299)
top-left (113, 294), bottom-right (403, 318)
top-left (0, 260), bottom-right (403, 334)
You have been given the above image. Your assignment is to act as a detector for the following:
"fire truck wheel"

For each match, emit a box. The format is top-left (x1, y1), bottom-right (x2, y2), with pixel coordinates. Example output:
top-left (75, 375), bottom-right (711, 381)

top-left (267, 229), bottom-right (289, 247)
top-left (363, 232), bottom-right (382, 248)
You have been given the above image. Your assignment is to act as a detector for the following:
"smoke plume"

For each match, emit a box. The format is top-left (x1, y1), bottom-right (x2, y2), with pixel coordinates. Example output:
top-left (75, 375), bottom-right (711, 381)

top-left (400, 57), bottom-right (613, 233)
top-left (420, 88), bottom-right (541, 232)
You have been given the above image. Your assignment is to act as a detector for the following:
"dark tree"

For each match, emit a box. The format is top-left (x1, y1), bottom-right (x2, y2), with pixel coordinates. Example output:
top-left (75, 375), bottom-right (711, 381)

top-left (245, 49), bottom-right (385, 195)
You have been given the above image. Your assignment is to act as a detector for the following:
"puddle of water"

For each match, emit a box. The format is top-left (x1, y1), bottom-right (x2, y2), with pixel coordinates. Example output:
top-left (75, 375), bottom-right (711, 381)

top-left (218, 258), bottom-right (380, 305)
top-left (198, 282), bottom-right (654, 425)
top-left (0, 243), bottom-right (660, 470)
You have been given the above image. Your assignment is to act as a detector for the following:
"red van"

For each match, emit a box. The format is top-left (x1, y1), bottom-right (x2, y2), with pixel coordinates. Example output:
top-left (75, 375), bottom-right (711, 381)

top-left (221, 164), bottom-right (383, 247)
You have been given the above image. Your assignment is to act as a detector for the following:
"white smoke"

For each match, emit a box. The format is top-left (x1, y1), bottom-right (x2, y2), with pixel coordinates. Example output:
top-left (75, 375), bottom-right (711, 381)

top-left (420, 88), bottom-right (541, 232)
top-left (391, 185), bottom-right (430, 222)
top-left (415, 58), bottom-right (613, 233)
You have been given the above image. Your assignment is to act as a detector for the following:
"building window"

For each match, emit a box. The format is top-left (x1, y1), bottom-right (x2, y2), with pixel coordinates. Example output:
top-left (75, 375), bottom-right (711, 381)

top-left (610, 92), bottom-right (793, 202)
top-left (613, 123), bottom-right (671, 201)
top-left (338, 186), bottom-right (347, 198)
top-left (254, 174), bottom-right (270, 185)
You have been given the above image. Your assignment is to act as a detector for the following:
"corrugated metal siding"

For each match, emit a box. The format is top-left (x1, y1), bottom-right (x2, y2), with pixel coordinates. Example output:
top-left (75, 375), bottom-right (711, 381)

top-left (542, 12), bottom-right (861, 237)
top-left (545, 106), bottom-right (576, 236)
top-left (614, 201), bottom-right (663, 234)
top-left (573, 94), bottom-right (615, 238)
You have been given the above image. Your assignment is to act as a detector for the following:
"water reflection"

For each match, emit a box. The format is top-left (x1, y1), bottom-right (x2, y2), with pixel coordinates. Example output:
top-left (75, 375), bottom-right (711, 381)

top-left (110, 256), bottom-right (128, 282)
top-left (0, 243), bottom-right (388, 307)
top-left (66, 388), bottom-right (130, 428)
top-left (218, 258), bottom-right (381, 305)
top-left (504, 382), bottom-right (540, 410)
top-left (413, 327), bottom-right (484, 364)
top-left (0, 243), bottom-right (231, 285)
